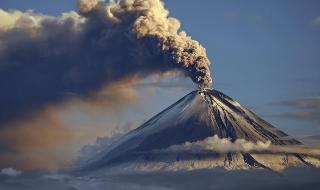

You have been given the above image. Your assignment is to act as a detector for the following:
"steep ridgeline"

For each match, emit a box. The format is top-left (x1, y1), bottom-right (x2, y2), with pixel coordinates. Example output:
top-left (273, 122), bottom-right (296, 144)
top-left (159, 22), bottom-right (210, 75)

top-left (81, 89), bottom-right (320, 172)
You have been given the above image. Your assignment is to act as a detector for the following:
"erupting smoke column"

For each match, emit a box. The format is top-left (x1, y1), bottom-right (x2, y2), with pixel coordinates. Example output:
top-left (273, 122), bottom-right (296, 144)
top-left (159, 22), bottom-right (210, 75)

top-left (0, 0), bottom-right (212, 123)
top-left (79, 0), bottom-right (213, 88)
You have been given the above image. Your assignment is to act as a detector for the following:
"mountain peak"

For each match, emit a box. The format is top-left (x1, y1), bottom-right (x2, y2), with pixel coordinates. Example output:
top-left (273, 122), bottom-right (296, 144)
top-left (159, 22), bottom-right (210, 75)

top-left (79, 89), bottom-right (319, 172)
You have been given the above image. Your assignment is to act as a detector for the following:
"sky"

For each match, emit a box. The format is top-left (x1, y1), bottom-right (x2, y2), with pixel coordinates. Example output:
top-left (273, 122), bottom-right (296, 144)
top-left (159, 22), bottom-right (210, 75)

top-left (0, 0), bottom-right (319, 171)
top-left (2, 0), bottom-right (318, 134)
top-left (164, 0), bottom-right (320, 136)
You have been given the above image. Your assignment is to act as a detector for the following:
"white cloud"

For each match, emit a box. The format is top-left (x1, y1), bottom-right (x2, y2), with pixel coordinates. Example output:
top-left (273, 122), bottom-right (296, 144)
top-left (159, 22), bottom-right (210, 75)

top-left (0, 168), bottom-right (22, 177)
top-left (165, 135), bottom-right (320, 156)
top-left (168, 135), bottom-right (271, 153)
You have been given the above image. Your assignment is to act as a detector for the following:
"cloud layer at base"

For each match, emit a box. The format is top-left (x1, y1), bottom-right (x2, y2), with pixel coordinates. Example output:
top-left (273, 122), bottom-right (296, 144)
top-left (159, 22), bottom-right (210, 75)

top-left (1, 168), bottom-right (320, 190)
top-left (165, 135), bottom-right (320, 156)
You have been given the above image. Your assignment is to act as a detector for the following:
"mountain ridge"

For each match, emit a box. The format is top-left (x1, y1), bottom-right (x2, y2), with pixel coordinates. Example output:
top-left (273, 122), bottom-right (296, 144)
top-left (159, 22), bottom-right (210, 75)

top-left (79, 89), bottom-right (320, 172)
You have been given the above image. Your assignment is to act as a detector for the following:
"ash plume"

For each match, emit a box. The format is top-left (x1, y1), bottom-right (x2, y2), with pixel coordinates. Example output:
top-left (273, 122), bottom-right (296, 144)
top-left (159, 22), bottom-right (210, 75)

top-left (0, 0), bottom-right (212, 124)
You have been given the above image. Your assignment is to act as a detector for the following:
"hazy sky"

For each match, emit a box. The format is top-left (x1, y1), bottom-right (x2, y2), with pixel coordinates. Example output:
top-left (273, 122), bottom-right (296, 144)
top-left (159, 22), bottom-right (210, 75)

top-left (0, 0), bottom-right (319, 162)
top-left (1, 0), bottom-right (319, 134)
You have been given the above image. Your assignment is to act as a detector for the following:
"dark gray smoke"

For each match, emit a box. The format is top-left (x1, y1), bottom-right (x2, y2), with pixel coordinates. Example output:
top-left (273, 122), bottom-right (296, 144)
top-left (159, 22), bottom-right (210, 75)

top-left (0, 0), bottom-right (212, 124)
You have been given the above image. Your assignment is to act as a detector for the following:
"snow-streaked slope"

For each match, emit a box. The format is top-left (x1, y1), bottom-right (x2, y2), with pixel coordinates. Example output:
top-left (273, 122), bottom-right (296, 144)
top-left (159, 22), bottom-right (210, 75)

top-left (79, 89), bottom-right (320, 172)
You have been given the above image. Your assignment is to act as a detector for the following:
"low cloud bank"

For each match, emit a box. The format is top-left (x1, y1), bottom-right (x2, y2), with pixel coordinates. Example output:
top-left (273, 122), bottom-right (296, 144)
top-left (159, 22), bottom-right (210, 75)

top-left (1, 168), bottom-right (320, 190)
top-left (167, 135), bottom-right (320, 156)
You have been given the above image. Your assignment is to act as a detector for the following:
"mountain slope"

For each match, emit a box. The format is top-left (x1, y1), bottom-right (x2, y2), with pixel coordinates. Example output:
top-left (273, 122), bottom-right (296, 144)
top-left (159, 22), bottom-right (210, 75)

top-left (81, 89), bottom-right (319, 172)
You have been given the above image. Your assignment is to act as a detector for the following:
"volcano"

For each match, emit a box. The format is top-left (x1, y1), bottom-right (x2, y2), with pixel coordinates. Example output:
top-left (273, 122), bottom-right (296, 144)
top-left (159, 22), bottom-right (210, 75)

top-left (81, 89), bottom-right (320, 172)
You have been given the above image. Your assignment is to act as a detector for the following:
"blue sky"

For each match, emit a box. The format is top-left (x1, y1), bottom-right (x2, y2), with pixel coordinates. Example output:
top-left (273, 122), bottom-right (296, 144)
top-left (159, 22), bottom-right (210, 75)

top-left (1, 0), bottom-right (319, 137)
top-left (165, 0), bottom-right (320, 136)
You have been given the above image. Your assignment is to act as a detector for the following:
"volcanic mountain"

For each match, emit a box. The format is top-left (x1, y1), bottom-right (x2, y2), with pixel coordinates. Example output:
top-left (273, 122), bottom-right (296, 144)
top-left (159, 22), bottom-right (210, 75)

top-left (81, 89), bottom-right (320, 172)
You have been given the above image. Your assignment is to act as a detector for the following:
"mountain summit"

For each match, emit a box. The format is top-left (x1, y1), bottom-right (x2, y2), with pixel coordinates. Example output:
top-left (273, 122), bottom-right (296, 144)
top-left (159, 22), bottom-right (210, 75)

top-left (81, 89), bottom-right (320, 172)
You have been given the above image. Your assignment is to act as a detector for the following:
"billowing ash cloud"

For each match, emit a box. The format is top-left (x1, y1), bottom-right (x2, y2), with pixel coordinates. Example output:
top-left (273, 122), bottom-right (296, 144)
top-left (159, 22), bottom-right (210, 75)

top-left (0, 0), bottom-right (212, 124)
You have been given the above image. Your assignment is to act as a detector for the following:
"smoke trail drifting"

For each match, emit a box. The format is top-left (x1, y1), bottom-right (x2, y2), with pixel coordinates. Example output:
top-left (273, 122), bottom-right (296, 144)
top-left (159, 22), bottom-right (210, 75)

top-left (78, 0), bottom-right (212, 86)
top-left (0, 0), bottom-right (212, 124)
